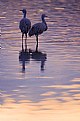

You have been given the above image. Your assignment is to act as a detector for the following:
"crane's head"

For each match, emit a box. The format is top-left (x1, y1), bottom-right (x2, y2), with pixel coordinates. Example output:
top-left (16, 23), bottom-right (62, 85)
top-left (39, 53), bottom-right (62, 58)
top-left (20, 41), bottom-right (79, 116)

top-left (41, 14), bottom-right (47, 18)
top-left (20, 9), bottom-right (27, 14)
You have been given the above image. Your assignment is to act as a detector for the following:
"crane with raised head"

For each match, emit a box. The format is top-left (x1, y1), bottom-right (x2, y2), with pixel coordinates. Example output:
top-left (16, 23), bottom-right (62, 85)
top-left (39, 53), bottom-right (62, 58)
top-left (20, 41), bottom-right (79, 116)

top-left (19, 9), bottom-right (31, 51)
top-left (29, 14), bottom-right (48, 51)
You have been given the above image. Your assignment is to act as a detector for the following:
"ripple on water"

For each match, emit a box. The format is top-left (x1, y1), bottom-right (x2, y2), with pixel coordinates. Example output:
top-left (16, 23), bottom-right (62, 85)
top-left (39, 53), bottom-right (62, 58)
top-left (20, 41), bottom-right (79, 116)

top-left (0, 0), bottom-right (80, 121)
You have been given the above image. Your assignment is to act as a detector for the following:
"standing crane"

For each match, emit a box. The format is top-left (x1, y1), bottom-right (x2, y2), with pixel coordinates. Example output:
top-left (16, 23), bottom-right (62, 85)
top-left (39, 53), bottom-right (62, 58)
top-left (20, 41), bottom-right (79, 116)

top-left (19, 9), bottom-right (31, 50)
top-left (29, 14), bottom-right (48, 51)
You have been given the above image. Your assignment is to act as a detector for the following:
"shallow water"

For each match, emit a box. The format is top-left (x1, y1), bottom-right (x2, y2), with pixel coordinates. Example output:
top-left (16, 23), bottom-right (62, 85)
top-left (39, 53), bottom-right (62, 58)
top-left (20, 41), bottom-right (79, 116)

top-left (0, 0), bottom-right (80, 121)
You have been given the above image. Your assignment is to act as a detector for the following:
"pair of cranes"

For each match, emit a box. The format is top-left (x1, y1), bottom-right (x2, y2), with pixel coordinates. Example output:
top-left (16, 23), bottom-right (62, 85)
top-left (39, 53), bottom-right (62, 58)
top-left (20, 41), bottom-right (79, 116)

top-left (19, 9), bottom-right (48, 51)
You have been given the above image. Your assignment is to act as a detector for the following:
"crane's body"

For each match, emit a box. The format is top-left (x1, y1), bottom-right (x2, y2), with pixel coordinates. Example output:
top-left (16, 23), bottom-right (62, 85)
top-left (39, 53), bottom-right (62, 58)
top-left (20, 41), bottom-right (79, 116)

top-left (19, 18), bottom-right (31, 34)
top-left (19, 9), bottom-right (31, 50)
top-left (29, 22), bottom-right (47, 36)
top-left (29, 14), bottom-right (47, 51)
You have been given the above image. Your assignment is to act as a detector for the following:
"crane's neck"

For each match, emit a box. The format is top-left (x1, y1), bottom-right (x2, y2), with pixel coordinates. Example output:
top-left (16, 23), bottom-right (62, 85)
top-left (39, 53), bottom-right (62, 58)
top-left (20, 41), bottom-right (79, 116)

top-left (42, 17), bottom-right (47, 30)
top-left (23, 12), bottom-right (26, 18)
top-left (42, 17), bottom-right (46, 24)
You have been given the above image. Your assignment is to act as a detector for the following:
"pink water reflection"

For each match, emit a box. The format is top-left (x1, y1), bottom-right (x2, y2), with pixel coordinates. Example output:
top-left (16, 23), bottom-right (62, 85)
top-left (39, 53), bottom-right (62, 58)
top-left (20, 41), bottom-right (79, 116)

top-left (0, 0), bottom-right (80, 121)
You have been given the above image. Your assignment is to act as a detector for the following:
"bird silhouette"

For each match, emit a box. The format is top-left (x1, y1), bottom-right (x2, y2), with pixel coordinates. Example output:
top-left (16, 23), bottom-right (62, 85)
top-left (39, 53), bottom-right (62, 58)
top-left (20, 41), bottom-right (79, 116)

top-left (19, 9), bottom-right (31, 50)
top-left (29, 14), bottom-right (48, 52)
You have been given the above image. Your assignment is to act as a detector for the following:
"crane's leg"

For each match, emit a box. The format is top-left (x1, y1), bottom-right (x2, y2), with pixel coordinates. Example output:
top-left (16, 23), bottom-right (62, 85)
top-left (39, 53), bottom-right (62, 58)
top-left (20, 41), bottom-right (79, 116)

top-left (25, 34), bottom-right (27, 51)
top-left (36, 35), bottom-right (38, 52)
top-left (22, 33), bottom-right (24, 51)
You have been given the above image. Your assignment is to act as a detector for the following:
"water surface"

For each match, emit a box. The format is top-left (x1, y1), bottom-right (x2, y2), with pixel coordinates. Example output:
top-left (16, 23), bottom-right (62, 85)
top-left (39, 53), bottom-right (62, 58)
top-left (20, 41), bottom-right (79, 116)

top-left (0, 0), bottom-right (80, 121)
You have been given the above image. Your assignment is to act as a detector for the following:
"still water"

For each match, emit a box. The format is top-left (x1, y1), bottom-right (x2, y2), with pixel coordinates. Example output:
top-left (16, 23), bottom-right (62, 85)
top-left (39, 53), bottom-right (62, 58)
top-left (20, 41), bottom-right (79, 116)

top-left (0, 0), bottom-right (80, 121)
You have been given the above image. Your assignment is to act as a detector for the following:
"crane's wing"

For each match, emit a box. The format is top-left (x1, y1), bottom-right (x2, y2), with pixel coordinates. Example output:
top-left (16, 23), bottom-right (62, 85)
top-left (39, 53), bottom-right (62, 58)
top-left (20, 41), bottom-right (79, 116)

top-left (19, 18), bottom-right (31, 33)
top-left (34, 23), bottom-right (46, 33)
top-left (29, 23), bottom-right (46, 36)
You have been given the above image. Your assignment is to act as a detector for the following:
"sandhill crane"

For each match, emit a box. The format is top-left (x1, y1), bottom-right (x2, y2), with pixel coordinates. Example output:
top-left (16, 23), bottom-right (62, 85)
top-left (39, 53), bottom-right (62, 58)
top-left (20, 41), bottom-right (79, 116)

top-left (29, 14), bottom-right (48, 51)
top-left (19, 9), bottom-right (31, 50)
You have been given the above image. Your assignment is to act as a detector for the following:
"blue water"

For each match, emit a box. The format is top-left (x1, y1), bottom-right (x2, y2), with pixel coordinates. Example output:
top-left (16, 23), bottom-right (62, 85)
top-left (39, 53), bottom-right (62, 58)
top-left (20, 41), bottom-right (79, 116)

top-left (0, 0), bottom-right (80, 121)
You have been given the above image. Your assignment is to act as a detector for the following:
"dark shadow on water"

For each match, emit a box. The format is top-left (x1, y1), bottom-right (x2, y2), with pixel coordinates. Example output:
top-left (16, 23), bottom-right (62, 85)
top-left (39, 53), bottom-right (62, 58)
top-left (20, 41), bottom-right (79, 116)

top-left (19, 49), bottom-right (47, 72)
top-left (31, 50), bottom-right (47, 71)
top-left (19, 49), bottom-right (30, 73)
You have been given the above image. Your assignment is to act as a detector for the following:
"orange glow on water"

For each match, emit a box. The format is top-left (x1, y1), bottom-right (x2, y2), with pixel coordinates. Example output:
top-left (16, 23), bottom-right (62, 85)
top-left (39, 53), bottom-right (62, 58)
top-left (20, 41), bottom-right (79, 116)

top-left (0, 98), bottom-right (80, 121)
